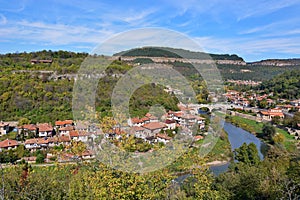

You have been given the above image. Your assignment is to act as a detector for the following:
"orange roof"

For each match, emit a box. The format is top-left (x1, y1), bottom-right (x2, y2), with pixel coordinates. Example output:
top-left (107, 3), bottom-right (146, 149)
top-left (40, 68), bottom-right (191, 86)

top-left (20, 124), bottom-right (37, 131)
top-left (260, 111), bottom-right (284, 117)
top-left (55, 120), bottom-right (73, 126)
top-left (82, 150), bottom-right (94, 156)
top-left (131, 117), bottom-right (143, 124)
top-left (114, 128), bottom-right (125, 135)
top-left (145, 113), bottom-right (152, 117)
top-left (174, 112), bottom-right (183, 117)
top-left (0, 139), bottom-right (18, 148)
top-left (25, 138), bottom-right (49, 145)
top-left (143, 122), bottom-right (166, 130)
top-left (156, 133), bottom-right (171, 140)
top-left (59, 126), bottom-right (74, 131)
top-left (58, 136), bottom-right (71, 142)
top-left (132, 126), bottom-right (145, 131)
top-left (165, 119), bottom-right (176, 124)
top-left (37, 123), bottom-right (53, 132)
top-left (194, 135), bottom-right (204, 141)
top-left (69, 130), bottom-right (79, 137)
top-left (140, 117), bottom-right (150, 122)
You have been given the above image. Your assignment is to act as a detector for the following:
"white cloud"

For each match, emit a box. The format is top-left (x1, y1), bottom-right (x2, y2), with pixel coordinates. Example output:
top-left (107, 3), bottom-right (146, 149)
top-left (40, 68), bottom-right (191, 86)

top-left (3, 20), bottom-right (114, 45)
top-left (236, 0), bottom-right (300, 21)
top-left (194, 36), bottom-right (300, 60)
top-left (0, 14), bottom-right (7, 25)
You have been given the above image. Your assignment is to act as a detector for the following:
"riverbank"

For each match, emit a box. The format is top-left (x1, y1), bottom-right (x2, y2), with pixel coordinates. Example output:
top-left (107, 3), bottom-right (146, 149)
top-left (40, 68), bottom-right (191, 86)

top-left (226, 115), bottom-right (296, 152)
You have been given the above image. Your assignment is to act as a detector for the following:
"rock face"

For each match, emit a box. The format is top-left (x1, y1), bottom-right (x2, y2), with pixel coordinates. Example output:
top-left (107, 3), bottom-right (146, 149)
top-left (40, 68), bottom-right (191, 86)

top-left (248, 59), bottom-right (300, 66)
top-left (111, 56), bottom-right (247, 65)
top-left (113, 56), bottom-right (300, 67)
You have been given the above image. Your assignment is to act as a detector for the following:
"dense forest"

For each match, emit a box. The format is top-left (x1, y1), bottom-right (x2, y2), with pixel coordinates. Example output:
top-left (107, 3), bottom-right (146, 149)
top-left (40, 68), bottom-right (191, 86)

top-left (260, 70), bottom-right (300, 100)
top-left (114, 46), bottom-right (244, 60)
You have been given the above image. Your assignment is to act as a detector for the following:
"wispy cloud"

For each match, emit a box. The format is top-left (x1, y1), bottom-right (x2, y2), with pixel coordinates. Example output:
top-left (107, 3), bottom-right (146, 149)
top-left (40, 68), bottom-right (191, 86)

top-left (236, 0), bottom-right (300, 21)
top-left (194, 36), bottom-right (300, 60)
top-left (0, 14), bottom-right (7, 25)
top-left (3, 20), bottom-right (114, 45)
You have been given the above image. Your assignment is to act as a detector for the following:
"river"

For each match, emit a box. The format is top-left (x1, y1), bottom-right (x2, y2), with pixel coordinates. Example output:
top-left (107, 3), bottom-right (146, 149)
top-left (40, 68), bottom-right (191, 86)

top-left (210, 122), bottom-right (266, 175)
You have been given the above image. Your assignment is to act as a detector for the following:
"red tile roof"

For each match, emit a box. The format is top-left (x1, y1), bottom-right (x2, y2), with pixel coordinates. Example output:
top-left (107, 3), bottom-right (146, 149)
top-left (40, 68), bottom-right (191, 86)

top-left (69, 130), bottom-right (79, 137)
top-left (55, 120), bottom-right (73, 126)
top-left (132, 126), bottom-right (145, 131)
top-left (194, 135), bottom-right (204, 141)
top-left (140, 117), bottom-right (150, 122)
top-left (143, 122), bottom-right (166, 130)
top-left (131, 118), bottom-right (143, 124)
top-left (145, 113), bottom-right (152, 118)
top-left (37, 123), bottom-right (53, 132)
top-left (59, 126), bottom-right (74, 131)
top-left (25, 138), bottom-right (49, 145)
top-left (19, 124), bottom-right (37, 131)
top-left (156, 133), bottom-right (171, 140)
top-left (0, 139), bottom-right (18, 148)
top-left (165, 119), bottom-right (176, 124)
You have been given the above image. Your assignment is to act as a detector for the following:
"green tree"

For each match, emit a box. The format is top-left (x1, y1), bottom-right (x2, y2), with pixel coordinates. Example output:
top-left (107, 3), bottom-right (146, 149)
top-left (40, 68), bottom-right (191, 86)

top-left (18, 117), bottom-right (31, 125)
top-left (258, 99), bottom-right (268, 109)
top-left (36, 153), bottom-right (45, 164)
top-left (262, 123), bottom-right (276, 141)
top-left (234, 142), bottom-right (260, 165)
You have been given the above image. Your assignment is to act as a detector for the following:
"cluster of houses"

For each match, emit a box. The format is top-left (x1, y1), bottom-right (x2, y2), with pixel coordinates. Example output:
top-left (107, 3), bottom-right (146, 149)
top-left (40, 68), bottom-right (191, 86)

top-left (225, 90), bottom-right (300, 120)
top-left (114, 111), bottom-right (206, 144)
top-left (0, 106), bottom-right (206, 157)
top-left (0, 120), bottom-right (100, 152)
top-left (227, 79), bottom-right (262, 86)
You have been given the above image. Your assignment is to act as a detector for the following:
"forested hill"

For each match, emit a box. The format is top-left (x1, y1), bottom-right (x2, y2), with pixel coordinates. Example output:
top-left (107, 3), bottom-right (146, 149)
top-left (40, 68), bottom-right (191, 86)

top-left (114, 47), bottom-right (244, 60)
top-left (260, 70), bottom-right (300, 100)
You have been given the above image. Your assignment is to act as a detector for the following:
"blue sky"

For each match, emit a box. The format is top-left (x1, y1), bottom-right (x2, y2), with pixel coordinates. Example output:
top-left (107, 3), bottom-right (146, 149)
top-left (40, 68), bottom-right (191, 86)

top-left (1, 0), bottom-right (300, 61)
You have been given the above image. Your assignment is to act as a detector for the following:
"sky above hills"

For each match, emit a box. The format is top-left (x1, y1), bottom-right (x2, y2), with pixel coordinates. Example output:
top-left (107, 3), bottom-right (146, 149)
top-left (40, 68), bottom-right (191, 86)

top-left (0, 0), bottom-right (300, 61)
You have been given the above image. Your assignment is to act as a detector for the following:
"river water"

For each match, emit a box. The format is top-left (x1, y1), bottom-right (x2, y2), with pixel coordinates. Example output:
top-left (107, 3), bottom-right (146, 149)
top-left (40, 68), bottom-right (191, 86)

top-left (210, 122), bottom-right (266, 175)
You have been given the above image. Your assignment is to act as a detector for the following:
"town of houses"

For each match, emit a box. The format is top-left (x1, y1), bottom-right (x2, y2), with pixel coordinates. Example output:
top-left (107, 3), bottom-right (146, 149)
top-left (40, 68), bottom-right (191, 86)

top-left (0, 104), bottom-right (206, 163)
top-left (2, 87), bottom-right (300, 163)
top-left (224, 89), bottom-right (300, 140)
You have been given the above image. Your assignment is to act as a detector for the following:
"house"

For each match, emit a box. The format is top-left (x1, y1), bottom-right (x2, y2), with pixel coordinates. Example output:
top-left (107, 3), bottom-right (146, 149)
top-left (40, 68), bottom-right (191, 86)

top-left (69, 130), bottom-right (79, 140)
top-left (75, 121), bottom-right (89, 131)
top-left (18, 124), bottom-right (37, 136)
top-left (82, 150), bottom-right (95, 160)
top-left (58, 126), bottom-right (74, 136)
top-left (58, 136), bottom-right (71, 145)
top-left (128, 118), bottom-right (144, 127)
top-left (0, 122), bottom-right (9, 136)
top-left (22, 156), bottom-right (37, 163)
top-left (55, 120), bottom-right (74, 128)
top-left (258, 108), bottom-right (284, 121)
top-left (0, 139), bottom-right (18, 151)
top-left (180, 114), bottom-right (197, 128)
top-left (131, 126), bottom-right (146, 139)
top-left (142, 122), bottom-right (167, 137)
top-left (30, 59), bottom-right (53, 64)
top-left (156, 133), bottom-right (172, 144)
top-left (25, 138), bottom-right (49, 150)
top-left (196, 116), bottom-right (206, 129)
top-left (165, 119), bottom-right (176, 130)
top-left (194, 135), bottom-right (204, 141)
top-left (37, 123), bottom-right (53, 137)
top-left (290, 99), bottom-right (300, 107)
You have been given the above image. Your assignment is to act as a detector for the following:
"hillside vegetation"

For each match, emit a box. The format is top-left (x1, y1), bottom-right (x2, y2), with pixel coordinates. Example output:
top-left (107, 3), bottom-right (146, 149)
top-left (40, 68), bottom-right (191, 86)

top-left (260, 70), bottom-right (300, 100)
